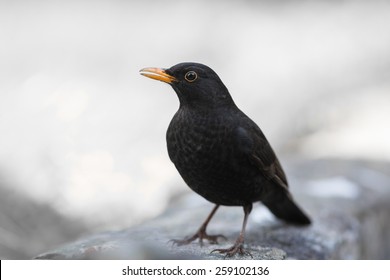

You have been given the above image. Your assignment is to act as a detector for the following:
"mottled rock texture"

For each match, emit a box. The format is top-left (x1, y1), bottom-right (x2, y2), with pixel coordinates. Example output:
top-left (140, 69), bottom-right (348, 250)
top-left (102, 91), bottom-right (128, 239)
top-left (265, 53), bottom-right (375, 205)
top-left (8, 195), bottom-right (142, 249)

top-left (35, 159), bottom-right (390, 260)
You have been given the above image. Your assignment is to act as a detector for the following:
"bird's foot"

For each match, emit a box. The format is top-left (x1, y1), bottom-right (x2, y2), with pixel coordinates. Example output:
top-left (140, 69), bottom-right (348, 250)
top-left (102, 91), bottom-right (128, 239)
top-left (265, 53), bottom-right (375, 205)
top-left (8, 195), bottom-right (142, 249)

top-left (211, 242), bottom-right (253, 258)
top-left (170, 230), bottom-right (226, 247)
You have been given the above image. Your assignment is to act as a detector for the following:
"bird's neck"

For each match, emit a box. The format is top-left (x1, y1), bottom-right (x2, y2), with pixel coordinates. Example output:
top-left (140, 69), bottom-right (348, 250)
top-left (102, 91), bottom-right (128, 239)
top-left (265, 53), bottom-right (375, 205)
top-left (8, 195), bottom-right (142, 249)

top-left (173, 84), bottom-right (236, 112)
top-left (176, 102), bottom-right (240, 125)
top-left (179, 101), bottom-right (238, 115)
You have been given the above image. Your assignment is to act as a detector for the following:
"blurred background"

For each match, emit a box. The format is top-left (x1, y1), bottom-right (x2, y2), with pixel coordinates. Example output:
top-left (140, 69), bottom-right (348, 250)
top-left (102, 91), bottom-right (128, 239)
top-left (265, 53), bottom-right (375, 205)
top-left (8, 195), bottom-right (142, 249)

top-left (1, 0), bottom-right (389, 259)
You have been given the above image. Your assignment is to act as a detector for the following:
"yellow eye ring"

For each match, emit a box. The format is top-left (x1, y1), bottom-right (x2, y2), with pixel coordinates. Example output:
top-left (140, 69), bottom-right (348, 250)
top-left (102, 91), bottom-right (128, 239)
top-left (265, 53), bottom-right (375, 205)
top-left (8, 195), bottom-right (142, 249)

top-left (184, 71), bottom-right (198, 82)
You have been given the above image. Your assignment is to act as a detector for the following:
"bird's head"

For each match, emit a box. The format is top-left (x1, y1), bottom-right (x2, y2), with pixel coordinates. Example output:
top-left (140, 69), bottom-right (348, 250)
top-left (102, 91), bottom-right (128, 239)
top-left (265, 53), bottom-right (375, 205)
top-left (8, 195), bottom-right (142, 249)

top-left (140, 62), bottom-right (235, 109)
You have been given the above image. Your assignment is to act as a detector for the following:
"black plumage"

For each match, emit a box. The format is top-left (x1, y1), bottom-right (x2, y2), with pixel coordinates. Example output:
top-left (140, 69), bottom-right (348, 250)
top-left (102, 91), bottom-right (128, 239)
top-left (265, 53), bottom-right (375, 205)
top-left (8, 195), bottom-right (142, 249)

top-left (140, 62), bottom-right (311, 257)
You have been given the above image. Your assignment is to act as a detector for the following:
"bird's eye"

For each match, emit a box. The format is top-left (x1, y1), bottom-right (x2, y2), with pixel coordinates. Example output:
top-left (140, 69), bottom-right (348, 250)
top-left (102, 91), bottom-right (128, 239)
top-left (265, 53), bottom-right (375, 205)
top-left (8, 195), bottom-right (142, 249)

top-left (184, 71), bottom-right (198, 82)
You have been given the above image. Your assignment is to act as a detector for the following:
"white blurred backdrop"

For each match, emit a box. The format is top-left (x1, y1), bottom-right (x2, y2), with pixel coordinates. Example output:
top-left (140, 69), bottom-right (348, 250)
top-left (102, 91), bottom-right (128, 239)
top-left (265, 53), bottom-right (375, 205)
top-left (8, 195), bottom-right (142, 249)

top-left (1, 0), bottom-right (390, 257)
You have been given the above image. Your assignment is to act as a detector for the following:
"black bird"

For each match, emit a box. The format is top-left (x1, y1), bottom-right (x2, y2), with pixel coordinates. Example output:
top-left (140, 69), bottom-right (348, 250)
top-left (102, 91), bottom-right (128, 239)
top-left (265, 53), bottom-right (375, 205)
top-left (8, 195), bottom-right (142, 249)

top-left (140, 62), bottom-right (311, 257)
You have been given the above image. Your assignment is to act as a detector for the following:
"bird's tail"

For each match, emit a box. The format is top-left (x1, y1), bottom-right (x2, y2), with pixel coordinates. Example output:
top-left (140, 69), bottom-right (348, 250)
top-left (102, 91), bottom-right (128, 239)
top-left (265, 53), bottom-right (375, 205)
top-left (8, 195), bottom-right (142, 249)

top-left (262, 189), bottom-right (311, 225)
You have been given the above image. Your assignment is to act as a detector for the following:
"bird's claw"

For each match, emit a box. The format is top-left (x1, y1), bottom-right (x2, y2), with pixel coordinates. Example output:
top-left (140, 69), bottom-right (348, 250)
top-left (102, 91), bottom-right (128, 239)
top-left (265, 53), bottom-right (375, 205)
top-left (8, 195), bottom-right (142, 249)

top-left (169, 231), bottom-right (226, 247)
top-left (211, 244), bottom-right (253, 258)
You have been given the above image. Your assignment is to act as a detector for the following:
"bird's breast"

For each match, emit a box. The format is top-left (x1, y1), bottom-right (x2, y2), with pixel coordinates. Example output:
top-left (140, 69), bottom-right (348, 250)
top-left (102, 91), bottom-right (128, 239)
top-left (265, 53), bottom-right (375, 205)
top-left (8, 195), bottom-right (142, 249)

top-left (166, 110), bottom-right (232, 168)
top-left (166, 109), bottom-right (260, 205)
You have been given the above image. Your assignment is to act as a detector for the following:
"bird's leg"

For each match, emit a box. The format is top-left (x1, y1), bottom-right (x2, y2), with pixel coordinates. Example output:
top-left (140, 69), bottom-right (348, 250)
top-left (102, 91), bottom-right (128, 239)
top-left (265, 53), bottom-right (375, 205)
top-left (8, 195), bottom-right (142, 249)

top-left (171, 204), bottom-right (226, 246)
top-left (211, 204), bottom-right (253, 257)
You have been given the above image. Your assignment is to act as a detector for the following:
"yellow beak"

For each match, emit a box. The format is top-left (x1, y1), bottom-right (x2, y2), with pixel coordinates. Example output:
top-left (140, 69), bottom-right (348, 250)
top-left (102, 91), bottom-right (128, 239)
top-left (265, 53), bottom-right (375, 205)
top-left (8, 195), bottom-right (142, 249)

top-left (139, 67), bottom-right (177, 84)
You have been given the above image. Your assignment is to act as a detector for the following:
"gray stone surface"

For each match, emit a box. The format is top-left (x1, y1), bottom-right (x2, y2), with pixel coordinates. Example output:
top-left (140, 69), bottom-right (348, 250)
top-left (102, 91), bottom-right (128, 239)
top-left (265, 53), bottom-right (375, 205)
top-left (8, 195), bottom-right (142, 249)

top-left (0, 183), bottom-right (89, 259)
top-left (35, 159), bottom-right (390, 260)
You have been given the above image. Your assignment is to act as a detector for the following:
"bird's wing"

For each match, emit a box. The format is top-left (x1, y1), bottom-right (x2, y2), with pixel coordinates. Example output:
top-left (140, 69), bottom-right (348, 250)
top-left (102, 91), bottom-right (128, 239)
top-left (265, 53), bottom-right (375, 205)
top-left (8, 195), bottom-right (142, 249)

top-left (233, 125), bottom-right (288, 188)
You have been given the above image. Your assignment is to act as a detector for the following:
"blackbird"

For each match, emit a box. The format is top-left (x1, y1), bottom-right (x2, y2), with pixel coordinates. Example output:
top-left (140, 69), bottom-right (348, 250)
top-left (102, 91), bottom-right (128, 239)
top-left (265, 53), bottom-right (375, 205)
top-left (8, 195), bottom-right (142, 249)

top-left (140, 62), bottom-right (311, 257)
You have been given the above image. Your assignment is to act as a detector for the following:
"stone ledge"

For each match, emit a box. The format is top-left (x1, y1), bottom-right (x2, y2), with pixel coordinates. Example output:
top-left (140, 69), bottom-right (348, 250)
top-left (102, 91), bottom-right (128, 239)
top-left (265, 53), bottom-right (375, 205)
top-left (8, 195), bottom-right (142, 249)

top-left (35, 159), bottom-right (390, 260)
